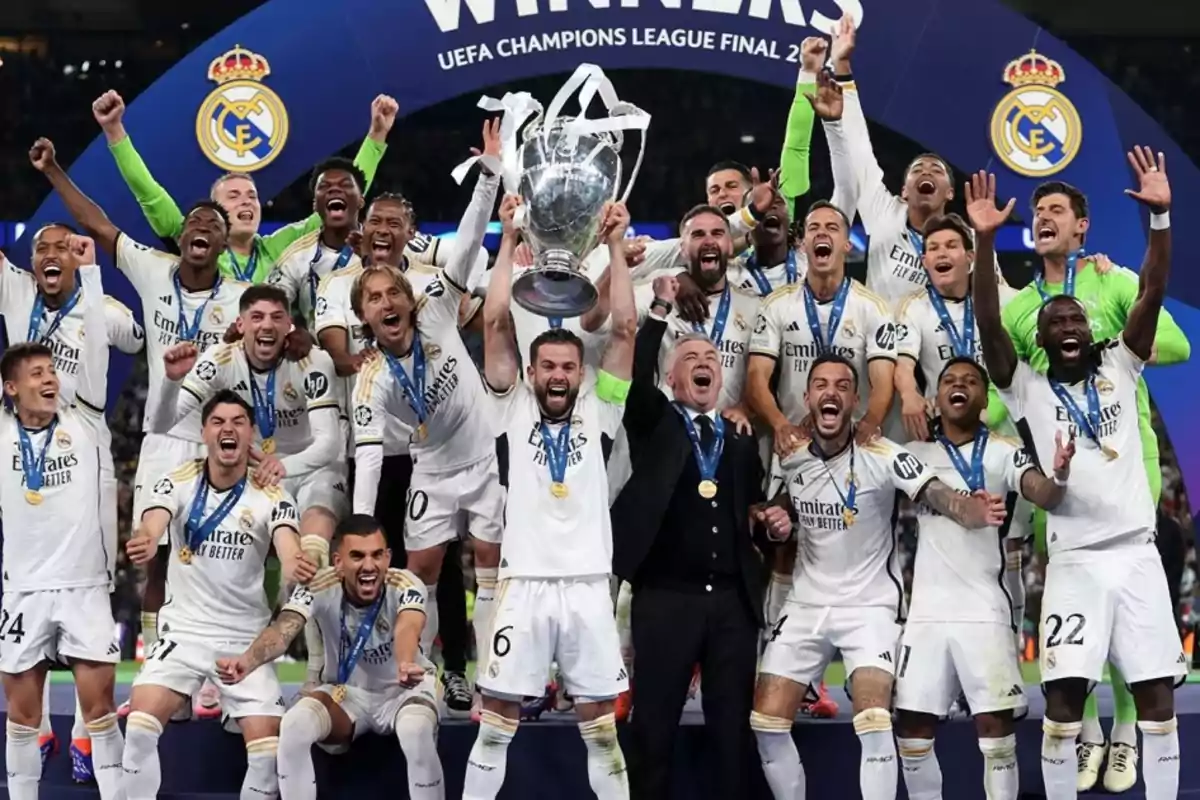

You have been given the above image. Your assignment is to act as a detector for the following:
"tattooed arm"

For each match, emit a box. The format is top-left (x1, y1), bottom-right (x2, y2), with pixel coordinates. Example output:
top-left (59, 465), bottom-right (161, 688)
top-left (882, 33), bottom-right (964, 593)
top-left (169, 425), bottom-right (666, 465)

top-left (216, 610), bottom-right (307, 684)
top-left (917, 479), bottom-right (1007, 530)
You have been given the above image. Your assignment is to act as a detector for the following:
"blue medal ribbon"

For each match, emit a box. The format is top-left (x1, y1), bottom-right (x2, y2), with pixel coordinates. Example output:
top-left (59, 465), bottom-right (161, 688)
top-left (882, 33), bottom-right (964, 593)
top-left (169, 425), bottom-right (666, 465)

top-left (926, 287), bottom-right (975, 358)
top-left (744, 249), bottom-right (799, 297)
top-left (538, 419), bottom-right (572, 486)
top-left (1048, 375), bottom-right (1103, 447)
top-left (226, 243), bottom-right (259, 283)
top-left (172, 271), bottom-right (223, 343)
top-left (1035, 249), bottom-right (1085, 303)
top-left (811, 438), bottom-right (857, 516)
top-left (27, 288), bottom-right (82, 344)
top-left (801, 277), bottom-right (850, 354)
top-left (248, 367), bottom-right (277, 441)
top-left (906, 226), bottom-right (925, 258)
top-left (670, 404), bottom-right (725, 482)
top-left (691, 284), bottom-right (732, 347)
top-left (184, 472), bottom-right (247, 555)
top-left (17, 418), bottom-right (59, 493)
top-left (383, 336), bottom-right (429, 426)
top-left (937, 427), bottom-right (989, 493)
top-left (309, 239), bottom-right (355, 321)
top-left (338, 593), bottom-right (386, 686)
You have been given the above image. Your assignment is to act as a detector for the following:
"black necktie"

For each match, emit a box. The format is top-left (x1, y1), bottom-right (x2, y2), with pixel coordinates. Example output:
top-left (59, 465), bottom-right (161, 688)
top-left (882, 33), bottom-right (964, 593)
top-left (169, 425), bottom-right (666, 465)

top-left (695, 414), bottom-right (715, 450)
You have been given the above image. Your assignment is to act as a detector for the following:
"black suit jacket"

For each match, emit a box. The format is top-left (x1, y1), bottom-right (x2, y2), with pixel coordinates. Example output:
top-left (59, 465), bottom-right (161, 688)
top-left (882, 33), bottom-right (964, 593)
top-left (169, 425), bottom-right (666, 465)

top-left (611, 317), bottom-right (770, 626)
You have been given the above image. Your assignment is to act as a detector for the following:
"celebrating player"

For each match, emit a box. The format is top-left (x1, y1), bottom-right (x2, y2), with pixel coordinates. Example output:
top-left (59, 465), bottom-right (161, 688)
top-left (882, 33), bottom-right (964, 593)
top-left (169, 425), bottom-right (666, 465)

top-left (218, 514), bottom-right (443, 800)
top-left (463, 194), bottom-right (634, 800)
top-left (969, 159), bottom-right (1186, 800)
top-left (895, 357), bottom-right (1074, 800)
top-left (751, 353), bottom-right (1006, 800)
top-left (121, 391), bottom-right (315, 800)
top-left (0, 264), bottom-right (124, 800)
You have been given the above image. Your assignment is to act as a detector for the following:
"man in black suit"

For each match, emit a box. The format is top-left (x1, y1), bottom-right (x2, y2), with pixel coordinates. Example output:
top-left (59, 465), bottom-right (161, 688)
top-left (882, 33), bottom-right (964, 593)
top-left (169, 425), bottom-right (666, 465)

top-left (612, 294), bottom-right (791, 799)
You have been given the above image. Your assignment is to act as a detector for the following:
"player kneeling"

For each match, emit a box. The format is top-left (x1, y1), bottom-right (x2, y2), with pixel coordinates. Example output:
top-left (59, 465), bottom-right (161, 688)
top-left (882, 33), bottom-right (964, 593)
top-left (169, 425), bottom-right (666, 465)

top-left (895, 358), bottom-right (1075, 800)
top-left (218, 514), bottom-right (444, 800)
top-left (123, 390), bottom-right (316, 800)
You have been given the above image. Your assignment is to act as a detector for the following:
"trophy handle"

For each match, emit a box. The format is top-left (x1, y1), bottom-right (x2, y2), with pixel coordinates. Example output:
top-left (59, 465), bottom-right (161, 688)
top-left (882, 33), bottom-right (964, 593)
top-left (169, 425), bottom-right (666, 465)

top-left (451, 92), bottom-right (543, 197)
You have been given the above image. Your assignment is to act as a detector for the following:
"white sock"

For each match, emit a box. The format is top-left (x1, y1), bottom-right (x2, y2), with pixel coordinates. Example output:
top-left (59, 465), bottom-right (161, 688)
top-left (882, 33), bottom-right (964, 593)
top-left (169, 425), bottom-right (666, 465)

top-left (1041, 719), bottom-right (1082, 800)
top-left (854, 708), bottom-right (898, 800)
top-left (463, 709), bottom-right (517, 800)
top-left (1079, 714), bottom-right (1104, 746)
top-left (764, 573), bottom-right (792, 631)
top-left (978, 735), bottom-right (1019, 800)
top-left (72, 692), bottom-right (87, 741)
top-left (122, 711), bottom-right (164, 800)
top-left (897, 737), bottom-right (941, 800)
top-left (421, 583), bottom-right (440, 659)
top-left (1138, 718), bottom-right (1179, 800)
top-left (5, 721), bottom-right (42, 800)
top-left (751, 711), bottom-right (805, 798)
top-left (140, 611), bottom-right (159, 649)
top-left (303, 619), bottom-right (325, 686)
top-left (473, 568), bottom-right (498, 677)
top-left (615, 580), bottom-right (633, 665)
top-left (395, 704), bottom-right (445, 800)
top-left (243, 736), bottom-right (280, 800)
top-left (278, 697), bottom-right (329, 800)
top-left (85, 712), bottom-right (124, 799)
top-left (578, 713), bottom-right (629, 799)
top-left (39, 680), bottom-right (53, 737)
top-left (1110, 720), bottom-right (1137, 748)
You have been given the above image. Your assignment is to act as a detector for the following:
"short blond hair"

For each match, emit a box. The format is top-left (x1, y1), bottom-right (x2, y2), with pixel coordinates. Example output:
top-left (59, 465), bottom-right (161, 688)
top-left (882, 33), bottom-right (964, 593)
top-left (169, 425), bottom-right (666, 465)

top-left (350, 265), bottom-right (417, 340)
top-left (210, 172), bottom-right (257, 200)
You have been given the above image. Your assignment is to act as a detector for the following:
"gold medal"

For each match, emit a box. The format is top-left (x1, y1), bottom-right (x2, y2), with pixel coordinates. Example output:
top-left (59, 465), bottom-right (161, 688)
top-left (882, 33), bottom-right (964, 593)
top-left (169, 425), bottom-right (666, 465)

top-left (24, 489), bottom-right (42, 505)
top-left (413, 423), bottom-right (428, 443)
top-left (331, 684), bottom-right (347, 703)
top-left (178, 546), bottom-right (193, 565)
top-left (1101, 444), bottom-right (1118, 460)
top-left (698, 480), bottom-right (718, 499)
top-left (261, 437), bottom-right (276, 455)
top-left (843, 508), bottom-right (857, 527)
top-left (550, 481), bottom-right (569, 499)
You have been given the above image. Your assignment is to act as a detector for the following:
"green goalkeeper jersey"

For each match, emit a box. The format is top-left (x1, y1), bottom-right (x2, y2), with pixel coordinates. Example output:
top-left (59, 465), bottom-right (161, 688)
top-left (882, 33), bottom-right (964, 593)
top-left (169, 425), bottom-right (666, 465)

top-left (107, 135), bottom-right (387, 284)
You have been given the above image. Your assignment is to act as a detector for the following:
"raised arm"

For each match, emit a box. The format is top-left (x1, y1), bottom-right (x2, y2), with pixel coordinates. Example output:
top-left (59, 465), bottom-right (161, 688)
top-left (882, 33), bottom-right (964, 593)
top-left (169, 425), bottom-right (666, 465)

top-left (965, 171), bottom-right (1019, 389)
top-left (483, 195), bottom-right (521, 393)
top-left (1019, 432), bottom-right (1074, 511)
top-left (599, 202), bottom-right (635, 381)
top-left (780, 39), bottom-right (822, 218)
top-left (1121, 146), bottom-right (1173, 360)
top-left (30, 139), bottom-right (119, 255)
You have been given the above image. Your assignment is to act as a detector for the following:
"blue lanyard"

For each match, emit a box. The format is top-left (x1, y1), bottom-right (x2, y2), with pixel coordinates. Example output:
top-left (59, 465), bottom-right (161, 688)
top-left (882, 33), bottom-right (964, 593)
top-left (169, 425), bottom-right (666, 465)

top-left (384, 338), bottom-right (429, 425)
top-left (27, 288), bottom-right (82, 344)
top-left (801, 277), bottom-right (850, 354)
top-left (670, 404), bottom-right (725, 481)
top-left (17, 418), bottom-right (59, 492)
top-left (538, 419), bottom-right (572, 485)
top-left (691, 284), bottom-right (732, 347)
top-left (937, 427), bottom-right (989, 493)
top-left (309, 239), bottom-right (354, 322)
top-left (248, 367), bottom-right (277, 440)
top-left (905, 226), bottom-right (925, 257)
top-left (184, 473), bottom-right (247, 554)
top-left (744, 249), bottom-right (798, 297)
top-left (1048, 374), bottom-right (1103, 446)
top-left (172, 271), bottom-right (223, 343)
top-left (338, 593), bottom-right (386, 685)
top-left (226, 243), bottom-right (259, 283)
top-left (926, 287), bottom-right (975, 359)
top-left (1035, 249), bottom-right (1085, 303)
top-left (812, 439), bottom-right (857, 514)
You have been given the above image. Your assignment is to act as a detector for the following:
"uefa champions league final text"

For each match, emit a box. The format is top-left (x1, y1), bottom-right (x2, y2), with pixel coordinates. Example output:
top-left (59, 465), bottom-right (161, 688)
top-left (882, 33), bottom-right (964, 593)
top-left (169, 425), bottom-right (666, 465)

top-left (437, 28), bottom-right (799, 70)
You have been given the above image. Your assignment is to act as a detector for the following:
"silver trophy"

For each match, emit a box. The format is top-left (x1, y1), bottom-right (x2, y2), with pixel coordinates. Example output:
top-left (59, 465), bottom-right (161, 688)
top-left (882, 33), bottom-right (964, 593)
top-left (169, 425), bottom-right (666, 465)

top-left (510, 65), bottom-right (650, 318)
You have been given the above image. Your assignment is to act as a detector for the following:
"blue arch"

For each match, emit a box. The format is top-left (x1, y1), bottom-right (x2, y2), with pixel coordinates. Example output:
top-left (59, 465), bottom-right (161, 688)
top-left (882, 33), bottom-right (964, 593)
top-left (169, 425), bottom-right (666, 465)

top-left (15, 0), bottom-right (1200, 499)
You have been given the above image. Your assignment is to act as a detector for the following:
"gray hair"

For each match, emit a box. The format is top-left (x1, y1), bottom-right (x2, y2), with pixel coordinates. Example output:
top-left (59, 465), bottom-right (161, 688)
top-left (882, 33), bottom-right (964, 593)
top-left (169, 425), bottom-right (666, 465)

top-left (665, 332), bottom-right (717, 372)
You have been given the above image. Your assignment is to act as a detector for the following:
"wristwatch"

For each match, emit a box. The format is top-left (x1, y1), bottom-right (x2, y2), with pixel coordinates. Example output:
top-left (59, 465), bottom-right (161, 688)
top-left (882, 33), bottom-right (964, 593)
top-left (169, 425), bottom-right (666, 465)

top-left (650, 298), bottom-right (673, 316)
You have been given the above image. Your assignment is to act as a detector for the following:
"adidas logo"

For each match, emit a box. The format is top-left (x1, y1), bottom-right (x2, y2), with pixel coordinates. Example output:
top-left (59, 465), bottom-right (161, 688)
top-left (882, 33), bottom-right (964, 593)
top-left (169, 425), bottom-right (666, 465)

top-left (878, 651), bottom-right (893, 663)
top-left (107, 642), bottom-right (120, 655)
top-left (1006, 684), bottom-right (1023, 697)
top-left (159, 294), bottom-right (173, 306)
top-left (786, 321), bottom-right (802, 333)
top-left (1177, 653), bottom-right (1187, 664)
top-left (500, 558), bottom-right (508, 568)
top-left (233, 381), bottom-right (248, 391)
top-left (617, 668), bottom-right (628, 681)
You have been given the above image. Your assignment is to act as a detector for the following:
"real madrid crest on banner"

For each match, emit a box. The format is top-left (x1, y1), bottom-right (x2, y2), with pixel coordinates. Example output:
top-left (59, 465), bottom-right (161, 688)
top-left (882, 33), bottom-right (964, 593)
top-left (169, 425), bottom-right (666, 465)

top-left (195, 45), bottom-right (289, 173)
top-left (989, 50), bottom-right (1081, 178)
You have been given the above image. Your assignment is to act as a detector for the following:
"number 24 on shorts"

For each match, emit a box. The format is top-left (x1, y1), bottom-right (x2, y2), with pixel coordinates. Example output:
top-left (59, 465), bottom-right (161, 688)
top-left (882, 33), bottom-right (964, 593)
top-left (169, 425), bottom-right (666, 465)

top-left (0, 609), bottom-right (25, 643)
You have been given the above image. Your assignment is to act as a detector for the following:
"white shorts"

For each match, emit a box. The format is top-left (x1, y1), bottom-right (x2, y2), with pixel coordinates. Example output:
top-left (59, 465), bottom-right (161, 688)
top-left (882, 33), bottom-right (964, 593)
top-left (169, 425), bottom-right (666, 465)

top-left (478, 577), bottom-right (626, 701)
top-left (134, 433), bottom-right (205, 542)
top-left (895, 621), bottom-right (1025, 716)
top-left (98, 427), bottom-right (118, 590)
top-left (405, 455), bottom-right (505, 551)
top-left (0, 586), bottom-right (118, 674)
top-left (283, 466), bottom-right (350, 519)
top-left (314, 676), bottom-right (440, 753)
top-left (133, 636), bottom-right (284, 719)
top-left (759, 603), bottom-right (902, 689)
top-left (1039, 543), bottom-right (1186, 685)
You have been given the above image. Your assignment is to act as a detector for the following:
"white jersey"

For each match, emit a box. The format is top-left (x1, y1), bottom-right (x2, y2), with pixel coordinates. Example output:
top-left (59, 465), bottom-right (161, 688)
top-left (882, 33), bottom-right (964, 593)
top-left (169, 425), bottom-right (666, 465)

top-left (998, 341), bottom-right (1152, 555)
top-left (405, 230), bottom-right (490, 293)
top-left (352, 273), bottom-right (494, 473)
top-left (725, 249), bottom-right (807, 298)
top-left (268, 230), bottom-right (363, 328)
top-left (282, 567), bottom-right (433, 691)
top-left (634, 282), bottom-right (761, 411)
top-left (114, 233), bottom-right (249, 433)
top-left (487, 381), bottom-right (624, 579)
top-left (171, 342), bottom-right (342, 460)
top-left (783, 437), bottom-right (934, 609)
top-left (895, 285), bottom-right (1019, 398)
top-left (0, 264), bottom-right (109, 592)
top-left (143, 459), bottom-right (300, 641)
top-left (905, 434), bottom-right (1034, 624)
top-left (749, 278), bottom-right (896, 422)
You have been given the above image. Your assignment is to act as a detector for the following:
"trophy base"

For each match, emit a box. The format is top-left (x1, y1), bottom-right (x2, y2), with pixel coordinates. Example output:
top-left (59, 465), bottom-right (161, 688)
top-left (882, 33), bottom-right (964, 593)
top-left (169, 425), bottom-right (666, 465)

top-left (512, 255), bottom-right (599, 319)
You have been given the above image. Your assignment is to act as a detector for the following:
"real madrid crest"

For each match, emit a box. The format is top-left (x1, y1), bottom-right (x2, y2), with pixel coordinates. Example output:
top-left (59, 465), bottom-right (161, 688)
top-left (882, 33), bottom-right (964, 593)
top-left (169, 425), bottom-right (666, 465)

top-left (211, 306), bottom-right (224, 326)
top-left (240, 508), bottom-right (255, 531)
top-left (283, 382), bottom-right (300, 402)
top-left (196, 45), bottom-right (289, 173)
top-left (734, 312), bottom-right (747, 331)
top-left (989, 50), bottom-right (1081, 178)
top-left (1095, 377), bottom-right (1114, 395)
top-left (424, 343), bottom-right (442, 361)
top-left (841, 321), bottom-right (856, 339)
top-left (55, 428), bottom-right (72, 449)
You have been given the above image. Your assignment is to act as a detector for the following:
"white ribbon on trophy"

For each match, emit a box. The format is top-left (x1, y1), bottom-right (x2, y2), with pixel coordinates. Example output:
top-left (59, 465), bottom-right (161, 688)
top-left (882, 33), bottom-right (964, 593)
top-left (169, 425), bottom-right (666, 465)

top-left (450, 91), bottom-right (541, 191)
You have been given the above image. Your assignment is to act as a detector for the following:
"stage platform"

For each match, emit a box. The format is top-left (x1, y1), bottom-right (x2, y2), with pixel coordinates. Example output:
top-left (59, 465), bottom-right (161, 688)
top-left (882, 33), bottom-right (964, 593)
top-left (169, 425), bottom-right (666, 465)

top-left (6, 683), bottom-right (1200, 798)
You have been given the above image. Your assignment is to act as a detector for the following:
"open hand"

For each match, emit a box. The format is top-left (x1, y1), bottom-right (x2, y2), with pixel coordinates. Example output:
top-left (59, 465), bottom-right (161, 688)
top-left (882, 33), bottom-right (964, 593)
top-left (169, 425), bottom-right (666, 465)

top-left (285, 551), bottom-right (318, 585)
top-left (964, 171), bottom-right (1015, 236)
top-left (284, 328), bottom-right (315, 361)
top-left (900, 391), bottom-right (932, 442)
top-left (1124, 145), bottom-right (1170, 212)
top-left (830, 14), bottom-right (857, 67)
top-left (125, 528), bottom-right (158, 565)
top-left (1052, 430), bottom-right (1076, 481)
top-left (854, 415), bottom-right (882, 445)
top-left (215, 655), bottom-right (251, 685)
top-left (747, 167), bottom-right (781, 216)
top-left (673, 272), bottom-right (709, 323)
top-left (163, 342), bottom-right (199, 381)
top-left (804, 70), bottom-right (844, 121)
top-left (773, 422), bottom-right (810, 458)
top-left (972, 490), bottom-right (1009, 528)
top-left (624, 236), bottom-right (648, 270)
top-left (251, 452), bottom-right (286, 487)
top-left (471, 117), bottom-right (503, 171)
top-left (721, 404), bottom-right (753, 435)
